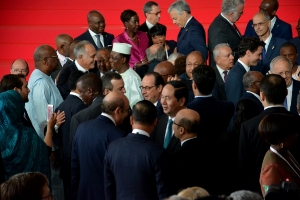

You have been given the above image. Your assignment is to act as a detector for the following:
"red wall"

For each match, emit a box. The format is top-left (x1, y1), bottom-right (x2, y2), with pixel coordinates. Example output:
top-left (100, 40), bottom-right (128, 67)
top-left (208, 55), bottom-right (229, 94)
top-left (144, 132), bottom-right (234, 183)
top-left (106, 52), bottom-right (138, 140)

top-left (0, 0), bottom-right (299, 78)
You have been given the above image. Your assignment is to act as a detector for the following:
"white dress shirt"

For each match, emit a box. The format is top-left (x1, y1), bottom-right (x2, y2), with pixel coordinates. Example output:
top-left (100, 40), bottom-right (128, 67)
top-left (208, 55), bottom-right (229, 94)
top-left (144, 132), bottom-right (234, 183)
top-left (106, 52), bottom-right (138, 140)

top-left (88, 29), bottom-right (104, 47)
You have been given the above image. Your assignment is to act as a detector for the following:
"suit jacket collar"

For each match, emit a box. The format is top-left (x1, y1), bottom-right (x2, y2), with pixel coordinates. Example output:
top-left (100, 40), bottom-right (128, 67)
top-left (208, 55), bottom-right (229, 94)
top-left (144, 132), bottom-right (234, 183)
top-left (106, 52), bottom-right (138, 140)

top-left (178, 17), bottom-right (195, 44)
top-left (96, 114), bottom-right (115, 126)
top-left (264, 35), bottom-right (276, 62)
top-left (217, 14), bottom-right (241, 38)
top-left (263, 106), bottom-right (287, 114)
top-left (127, 132), bottom-right (151, 140)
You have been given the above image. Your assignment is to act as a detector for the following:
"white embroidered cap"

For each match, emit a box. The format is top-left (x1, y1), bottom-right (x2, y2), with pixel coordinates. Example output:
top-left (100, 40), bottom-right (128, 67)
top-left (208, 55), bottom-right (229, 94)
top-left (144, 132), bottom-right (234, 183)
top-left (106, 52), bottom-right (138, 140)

top-left (112, 43), bottom-right (132, 55)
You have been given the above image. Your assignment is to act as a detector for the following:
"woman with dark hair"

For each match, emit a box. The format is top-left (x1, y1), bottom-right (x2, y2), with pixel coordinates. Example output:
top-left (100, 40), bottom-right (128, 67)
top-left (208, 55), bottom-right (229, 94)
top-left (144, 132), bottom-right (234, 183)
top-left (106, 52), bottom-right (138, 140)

top-left (0, 90), bottom-right (57, 183)
top-left (149, 24), bottom-right (177, 59)
top-left (113, 9), bottom-right (149, 69)
top-left (1, 172), bottom-right (52, 200)
top-left (258, 113), bottom-right (300, 197)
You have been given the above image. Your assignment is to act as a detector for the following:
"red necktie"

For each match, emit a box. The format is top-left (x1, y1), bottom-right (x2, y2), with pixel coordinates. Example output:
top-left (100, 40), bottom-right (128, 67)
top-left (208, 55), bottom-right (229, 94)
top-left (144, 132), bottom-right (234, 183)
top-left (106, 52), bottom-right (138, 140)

top-left (233, 24), bottom-right (241, 37)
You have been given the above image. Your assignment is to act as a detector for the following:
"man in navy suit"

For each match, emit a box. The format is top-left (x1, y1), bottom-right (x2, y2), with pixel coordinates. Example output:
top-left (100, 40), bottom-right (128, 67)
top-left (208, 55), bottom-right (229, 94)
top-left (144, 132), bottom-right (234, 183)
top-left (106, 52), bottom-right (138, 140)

top-left (290, 19), bottom-right (300, 65)
top-left (168, 0), bottom-right (207, 58)
top-left (208, 0), bottom-right (244, 66)
top-left (240, 71), bottom-right (264, 113)
top-left (57, 41), bottom-right (98, 99)
top-left (211, 43), bottom-right (235, 101)
top-left (280, 42), bottom-right (299, 80)
top-left (251, 12), bottom-right (286, 74)
top-left (104, 100), bottom-right (169, 200)
top-left (74, 10), bottom-right (114, 50)
top-left (269, 56), bottom-right (300, 115)
top-left (225, 37), bottom-right (265, 105)
top-left (151, 81), bottom-right (188, 156)
top-left (55, 71), bottom-right (86, 200)
top-left (71, 91), bottom-right (128, 200)
top-left (244, 0), bottom-right (292, 41)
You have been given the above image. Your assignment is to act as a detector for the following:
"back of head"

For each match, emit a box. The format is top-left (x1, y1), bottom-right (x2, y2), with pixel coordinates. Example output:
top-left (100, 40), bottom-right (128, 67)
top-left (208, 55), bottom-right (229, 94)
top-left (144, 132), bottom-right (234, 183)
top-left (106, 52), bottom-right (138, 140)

top-left (166, 80), bottom-right (188, 105)
top-left (33, 45), bottom-right (54, 68)
top-left (178, 186), bottom-right (210, 199)
top-left (230, 190), bottom-right (263, 200)
top-left (154, 61), bottom-right (176, 77)
top-left (242, 71), bottom-right (263, 90)
top-left (55, 34), bottom-right (73, 47)
top-left (149, 24), bottom-right (167, 38)
top-left (260, 74), bottom-right (286, 104)
top-left (77, 73), bottom-right (102, 95)
top-left (143, 1), bottom-right (159, 14)
top-left (0, 74), bottom-right (24, 92)
top-left (192, 65), bottom-right (216, 95)
top-left (101, 91), bottom-right (126, 115)
top-left (132, 100), bottom-right (157, 126)
top-left (238, 37), bottom-right (265, 57)
top-left (259, 113), bottom-right (298, 145)
top-left (120, 9), bottom-right (137, 23)
top-left (174, 55), bottom-right (187, 76)
top-left (102, 71), bottom-right (123, 91)
top-left (168, 0), bottom-right (191, 15)
top-left (0, 172), bottom-right (48, 200)
top-left (68, 71), bottom-right (85, 91)
top-left (168, 52), bottom-right (184, 64)
top-left (146, 44), bottom-right (165, 62)
top-left (222, 0), bottom-right (245, 15)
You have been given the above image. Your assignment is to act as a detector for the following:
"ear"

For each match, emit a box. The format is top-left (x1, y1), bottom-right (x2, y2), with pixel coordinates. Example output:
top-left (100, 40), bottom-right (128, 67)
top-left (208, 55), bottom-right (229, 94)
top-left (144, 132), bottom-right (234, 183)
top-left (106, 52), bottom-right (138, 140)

top-left (13, 87), bottom-right (20, 92)
top-left (153, 118), bottom-right (158, 128)
top-left (245, 50), bottom-right (251, 57)
top-left (87, 88), bottom-right (93, 96)
top-left (130, 115), bottom-right (134, 126)
top-left (121, 57), bottom-right (127, 64)
top-left (157, 85), bottom-right (163, 93)
top-left (103, 88), bottom-right (110, 96)
top-left (260, 91), bottom-right (265, 101)
top-left (192, 81), bottom-right (197, 90)
top-left (179, 97), bottom-right (186, 107)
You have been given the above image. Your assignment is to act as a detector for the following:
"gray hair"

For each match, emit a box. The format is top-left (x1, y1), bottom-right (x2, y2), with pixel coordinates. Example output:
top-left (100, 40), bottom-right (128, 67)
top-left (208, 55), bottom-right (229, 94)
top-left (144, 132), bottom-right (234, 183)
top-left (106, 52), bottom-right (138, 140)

top-left (168, 52), bottom-right (184, 63)
top-left (74, 40), bottom-right (90, 59)
top-left (222, 0), bottom-right (245, 15)
top-left (143, 1), bottom-right (158, 14)
top-left (213, 43), bottom-right (230, 59)
top-left (230, 190), bottom-right (263, 200)
top-left (270, 56), bottom-right (293, 72)
top-left (146, 46), bottom-right (165, 62)
top-left (243, 71), bottom-right (260, 89)
top-left (168, 0), bottom-right (191, 15)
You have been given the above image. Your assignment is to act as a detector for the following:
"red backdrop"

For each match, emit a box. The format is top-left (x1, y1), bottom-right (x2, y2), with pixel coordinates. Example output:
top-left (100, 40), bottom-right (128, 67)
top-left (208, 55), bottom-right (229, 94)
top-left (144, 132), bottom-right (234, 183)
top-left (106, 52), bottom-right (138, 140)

top-left (0, 0), bottom-right (299, 78)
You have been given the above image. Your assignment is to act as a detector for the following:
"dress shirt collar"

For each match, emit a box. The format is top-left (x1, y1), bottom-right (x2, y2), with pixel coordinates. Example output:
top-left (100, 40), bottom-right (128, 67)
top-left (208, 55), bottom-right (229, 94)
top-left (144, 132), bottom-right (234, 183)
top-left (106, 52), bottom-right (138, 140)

top-left (132, 128), bottom-right (150, 137)
top-left (264, 105), bottom-right (285, 110)
top-left (89, 28), bottom-right (99, 36)
top-left (69, 92), bottom-right (83, 100)
top-left (220, 13), bottom-right (233, 26)
top-left (154, 101), bottom-right (158, 106)
top-left (238, 59), bottom-right (250, 72)
top-left (181, 137), bottom-right (197, 146)
top-left (270, 16), bottom-right (277, 31)
top-left (146, 20), bottom-right (154, 29)
top-left (184, 16), bottom-right (193, 28)
top-left (101, 113), bottom-right (116, 126)
top-left (246, 91), bottom-right (261, 100)
top-left (56, 50), bottom-right (67, 66)
top-left (216, 64), bottom-right (230, 81)
top-left (75, 60), bottom-right (88, 73)
top-left (195, 94), bottom-right (213, 98)
top-left (264, 33), bottom-right (272, 52)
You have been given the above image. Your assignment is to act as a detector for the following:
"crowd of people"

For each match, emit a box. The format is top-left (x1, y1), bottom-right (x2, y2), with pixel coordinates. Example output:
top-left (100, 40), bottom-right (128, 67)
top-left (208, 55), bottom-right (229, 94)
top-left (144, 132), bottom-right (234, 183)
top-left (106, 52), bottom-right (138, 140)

top-left (0, 0), bottom-right (300, 199)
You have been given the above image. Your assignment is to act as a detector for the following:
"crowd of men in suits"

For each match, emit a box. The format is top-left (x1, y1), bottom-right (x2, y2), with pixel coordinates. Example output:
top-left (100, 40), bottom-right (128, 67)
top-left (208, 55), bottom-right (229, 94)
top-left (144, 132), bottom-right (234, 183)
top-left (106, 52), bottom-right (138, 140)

top-left (1, 0), bottom-right (300, 199)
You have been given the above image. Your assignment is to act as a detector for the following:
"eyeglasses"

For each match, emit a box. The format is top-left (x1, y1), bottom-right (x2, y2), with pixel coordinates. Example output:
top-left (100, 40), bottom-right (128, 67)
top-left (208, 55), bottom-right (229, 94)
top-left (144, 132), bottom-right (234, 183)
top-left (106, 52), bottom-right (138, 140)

top-left (139, 86), bottom-right (156, 91)
top-left (11, 69), bottom-right (28, 73)
top-left (173, 121), bottom-right (184, 128)
top-left (252, 20), bottom-right (269, 28)
top-left (42, 192), bottom-right (54, 200)
top-left (148, 11), bottom-right (161, 16)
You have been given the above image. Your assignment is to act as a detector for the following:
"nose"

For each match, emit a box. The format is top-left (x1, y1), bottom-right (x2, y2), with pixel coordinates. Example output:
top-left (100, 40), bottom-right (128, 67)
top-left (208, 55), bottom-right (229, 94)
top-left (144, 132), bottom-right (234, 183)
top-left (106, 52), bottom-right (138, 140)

top-left (172, 19), bottom-right (176, 24)
top-left (123, 88), bottom-right (126, 94)
top-left (230, 54), bottom-right (234, 59)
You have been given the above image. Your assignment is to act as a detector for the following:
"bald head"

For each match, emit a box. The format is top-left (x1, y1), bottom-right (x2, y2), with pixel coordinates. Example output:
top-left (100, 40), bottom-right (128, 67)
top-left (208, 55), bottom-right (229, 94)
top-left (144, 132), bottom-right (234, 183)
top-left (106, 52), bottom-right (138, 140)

top-left (56, 34), bottom-right (73, 57)
top-left (154, 61), bottom-right (175, 83)
top-left (146, 44), bottom-right (165, 63)
top-left (174, 109), bottom-right (200, 141)
top-left (259, 0), bottom-right (279, 19)
top-left (11, 59), bottom-right (29, 76)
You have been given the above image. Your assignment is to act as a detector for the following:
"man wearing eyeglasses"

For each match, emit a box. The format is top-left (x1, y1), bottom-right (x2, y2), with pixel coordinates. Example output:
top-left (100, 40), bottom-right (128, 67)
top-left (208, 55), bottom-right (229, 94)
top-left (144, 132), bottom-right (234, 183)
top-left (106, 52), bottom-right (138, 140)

top-left (74, 10), bottom-right (114, 50)
top-left (10, 59), bottom-right (29, 77)
top-left (251, 12), bottom-right (286, 74)
top-left (244, 0), bottom-right (292, 41)
top-left (139, 1), bottom-right (163, 46)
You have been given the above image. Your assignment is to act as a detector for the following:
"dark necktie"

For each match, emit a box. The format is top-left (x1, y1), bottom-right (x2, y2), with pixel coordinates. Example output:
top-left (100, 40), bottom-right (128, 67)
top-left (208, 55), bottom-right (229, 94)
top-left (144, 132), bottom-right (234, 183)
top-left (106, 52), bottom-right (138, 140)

top-left (163, 119), bottom-right (173, 149)
top-left (223, 70), bottom-right (228, 82)
top-left (262, 46), bottom-right (266, 61)
top-left (232, 24), bottom-right (241, 37)
top-left (95, 34), bottom-right (103, 49)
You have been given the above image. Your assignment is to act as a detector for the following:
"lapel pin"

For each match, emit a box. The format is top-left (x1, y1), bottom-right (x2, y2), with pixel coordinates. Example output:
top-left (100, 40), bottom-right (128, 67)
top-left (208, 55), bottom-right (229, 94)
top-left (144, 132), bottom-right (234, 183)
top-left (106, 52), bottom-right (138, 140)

top-left (186, 29), bottom-right (188, 31)
top-left (272, 46), bottom-right (274, 49)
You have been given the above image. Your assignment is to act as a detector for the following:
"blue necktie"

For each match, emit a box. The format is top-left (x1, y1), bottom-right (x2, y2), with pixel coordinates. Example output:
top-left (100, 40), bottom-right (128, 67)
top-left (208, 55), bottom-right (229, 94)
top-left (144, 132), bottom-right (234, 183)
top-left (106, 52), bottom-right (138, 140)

top-left (95, 34), bottom-right (103, 49)
top-left (163, 119), bottom-right (173, 149)
top-left (262, 46), bottom-right (266, 61)
top-left (284, 97), bottom-right (288, 110)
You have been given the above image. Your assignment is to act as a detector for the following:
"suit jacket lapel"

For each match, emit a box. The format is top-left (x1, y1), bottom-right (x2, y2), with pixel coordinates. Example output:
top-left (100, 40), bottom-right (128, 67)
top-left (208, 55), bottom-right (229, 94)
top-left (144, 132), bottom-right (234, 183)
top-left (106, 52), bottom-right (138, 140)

top-left (219, 14), bottom-right (241, 38)
top-left (87, 30), bottom-right (98, 49)
top-left (177, 17), bottom-right (193, 46)
top-left (264, 36), bottom-right (276, 62)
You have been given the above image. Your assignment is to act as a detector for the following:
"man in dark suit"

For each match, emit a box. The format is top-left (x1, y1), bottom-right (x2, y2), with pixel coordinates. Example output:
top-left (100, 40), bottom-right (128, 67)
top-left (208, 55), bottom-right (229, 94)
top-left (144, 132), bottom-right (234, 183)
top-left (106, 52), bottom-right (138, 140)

top-left (208, 0), bottom-right (244, 66)
top-left (269, 56), bottom-right (300, 115)
top-left (104, 100), bottom-right (169, 200)
top-left (55, 71), bottom-right (86, 200)
top-left (280, 42), bottom-right (299, 79)
top-left (244, 0), bottom-right (292, 41)
top-left (251, 12), bottom-right (286, 74)
top-left (151, 81), bottom-right (188, 156)
top-left (168, 109), bottom-right (205, 194)
top-left (71, 91), bottom-right (128, 200)
top-left (211, 43), bottom-right (235, 101)
top-left (0, 74), bottom-right (33, 128)
top-left (225, 37), bottom-right (265, 105)
top-left (139, 1), bottom-right (162, 46)
top-left (241, 71), bottom-right (264, 113)
top-left (74, 10), bottom-right (114, 50)
top-left (95, 47), bottom-right (111, 78)
top-left (290, 19), bottom-right (300, 64)
top-left (57, 41), bottom-right (98, 99)
top-left (69, 73), bottom-right (103, 140)
top-left (238, 74), bottom-right (295, 194)
top-left (168, 0), bottom-right (207, 58)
